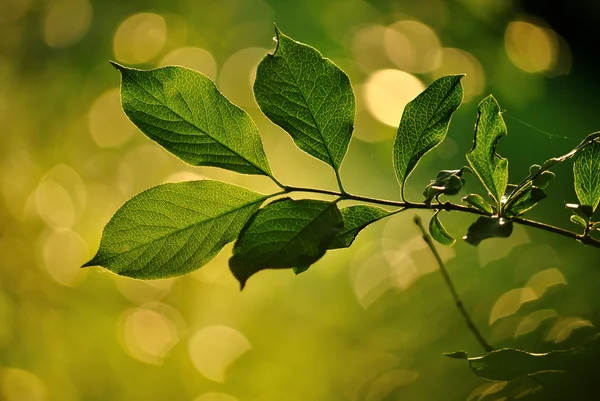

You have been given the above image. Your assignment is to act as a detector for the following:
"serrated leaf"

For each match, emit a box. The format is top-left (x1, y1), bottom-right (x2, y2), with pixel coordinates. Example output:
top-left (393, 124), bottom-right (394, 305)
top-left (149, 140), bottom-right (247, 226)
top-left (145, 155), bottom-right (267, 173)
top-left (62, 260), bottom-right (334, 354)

top-left (429, 211), bottom-right (456, 246)
top-left (82, 180), bottom-right (268, 279)
top-left (462, 194), bottom-right (494, 214)
top-left (229, 198), bottom-right (343, 288)
top-left (111, 62), bottom-right (272, 176)
top-left (505, 185), bottom-right (546, 216)
top-left (328, 205), bottom-right (389, 249)
top-left (570, 214), bottom-right (588, 228)
top-left (463, 216), bottom-right (513, 246)
top-left (466, 95), bottom-right (508, 206)
top-left (393, 75), bottom-right (464, 199)
top-left (574, 140), bottom-right (600, 212)
top-left (447, 347), bottom-right (580, 382)
top-left (253, 27), bottom-right (355, 171)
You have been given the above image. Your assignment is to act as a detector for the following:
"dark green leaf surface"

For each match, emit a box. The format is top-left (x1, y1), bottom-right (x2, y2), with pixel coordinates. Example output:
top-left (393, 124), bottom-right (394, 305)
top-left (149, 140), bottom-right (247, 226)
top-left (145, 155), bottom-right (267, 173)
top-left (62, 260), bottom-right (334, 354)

top-left (463, 216), bottom-right (513, 246)
top-left (429, 211), bottom-right (456, 246)
top-left (83, 180), bottom-right (268, 279)
top-left (423, 167), bottom-right (470, 204)
top-left (462, 194), bottom-right (494, 214)
top-left (505, 185), bottom-right (546, 216)
top-left (328, 205), bottom-right (389, 249)
top-left (253, 27), bottom-right (355, 171)
top-left (570, 214), bottom-right (588, 228)
top-left (574, 140), bottom-right (600, 212)
top-left (466, 95), bottom-right (508, 206)
top-left (445, 347), bottom-right (579, 382)
top-left (393, 75), bottom-right (464, 198)
top-left (112, 63), bottom-right (272, 176)
top-left (229, 198), bottom-right (343, 288)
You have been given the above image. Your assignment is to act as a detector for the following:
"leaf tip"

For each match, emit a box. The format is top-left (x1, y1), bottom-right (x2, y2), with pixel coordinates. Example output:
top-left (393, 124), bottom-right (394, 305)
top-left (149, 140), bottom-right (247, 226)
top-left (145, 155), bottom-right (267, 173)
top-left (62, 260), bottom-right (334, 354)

top-left (109, 60), bottom-right (126, 73)
top-left (81, 258), bottom-right (97, 268)
top-left (444, 350), bottom-right (468, 360)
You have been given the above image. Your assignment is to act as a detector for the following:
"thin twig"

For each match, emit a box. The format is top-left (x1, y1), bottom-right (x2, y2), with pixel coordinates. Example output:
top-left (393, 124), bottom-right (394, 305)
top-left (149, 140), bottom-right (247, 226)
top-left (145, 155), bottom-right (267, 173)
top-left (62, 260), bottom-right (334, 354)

top-left (413, 215), bottom-right (495, 353)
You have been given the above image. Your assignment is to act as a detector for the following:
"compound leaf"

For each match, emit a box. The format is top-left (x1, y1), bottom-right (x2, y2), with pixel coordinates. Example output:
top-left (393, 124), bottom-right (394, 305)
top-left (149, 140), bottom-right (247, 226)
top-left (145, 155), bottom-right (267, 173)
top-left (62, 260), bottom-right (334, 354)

top-left (429, 211), bottom-right (456, 246)
top-left (229, 198), bottom-right (343, 288)
top-left (82, 180), bottom-right (268, 279)
top-left (254, 27), bottom-right (355, 171)
top-left (463, 216), bottom-right (513, 246)
top-left (574, 140), bottom-right (600, 212)
top-left (328, 205), bottom-right (390, 249)
top-left (393, 74), bottom-right (464, 199)
top-left (112, 62), bottom-right (272, 176)
top-left (445, 347), bottom-right (580, 382)
top-left (466, 95), bottom-right (508, 206)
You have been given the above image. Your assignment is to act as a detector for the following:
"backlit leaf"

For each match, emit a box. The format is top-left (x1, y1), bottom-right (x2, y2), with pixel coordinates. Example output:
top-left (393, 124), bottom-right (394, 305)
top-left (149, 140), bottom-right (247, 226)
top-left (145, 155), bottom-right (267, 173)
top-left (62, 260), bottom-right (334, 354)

top-left (429, 211), bottom-right (456, 246)
top-left (112, 62), bottom-right (272, 176)
top-left (462, 194), bottom-right (494, 214)
top-left (393, 75), bottom-right (464, 199)
top-left (253, 27), bottom-right (355, 171)
top-left (574, 140), bottom-right (600, 212)
top-left (82, 180), bottom-right (268, 279)
top-left (505, 184), bottom-right (546, 216)
top-left (328, 205), bottom-right (390, 249)
top-left (229, 198), bottom-right (343, 288)
top-left (466, 95), bottom-right (508, 206)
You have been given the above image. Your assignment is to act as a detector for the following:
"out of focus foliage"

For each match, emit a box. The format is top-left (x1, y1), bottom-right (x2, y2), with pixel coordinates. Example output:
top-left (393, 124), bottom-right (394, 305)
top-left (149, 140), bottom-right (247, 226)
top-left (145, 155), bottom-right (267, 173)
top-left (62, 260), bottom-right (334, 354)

top-left (1, 1), bottom-right (600, 400)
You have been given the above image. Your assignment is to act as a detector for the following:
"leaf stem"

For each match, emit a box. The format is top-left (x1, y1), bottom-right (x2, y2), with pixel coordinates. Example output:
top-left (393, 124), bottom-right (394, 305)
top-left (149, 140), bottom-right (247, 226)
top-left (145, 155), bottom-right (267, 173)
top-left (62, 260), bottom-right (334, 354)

top-left (413, 215), bottom-right (495, 353)
top-left (281, 185), bottom-right (600, 249)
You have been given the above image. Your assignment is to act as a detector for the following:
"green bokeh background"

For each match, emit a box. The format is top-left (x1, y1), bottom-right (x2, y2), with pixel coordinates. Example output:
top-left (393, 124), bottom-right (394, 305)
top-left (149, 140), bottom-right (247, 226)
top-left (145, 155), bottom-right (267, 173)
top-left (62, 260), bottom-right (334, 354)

top-left (2, 0), bottom-right (600, 400)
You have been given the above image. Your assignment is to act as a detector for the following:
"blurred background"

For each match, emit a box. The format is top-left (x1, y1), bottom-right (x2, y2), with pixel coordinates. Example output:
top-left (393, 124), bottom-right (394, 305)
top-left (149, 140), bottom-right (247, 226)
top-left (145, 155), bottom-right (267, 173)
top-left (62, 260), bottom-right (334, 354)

top-left (2, 0), bottom-right (600, 400)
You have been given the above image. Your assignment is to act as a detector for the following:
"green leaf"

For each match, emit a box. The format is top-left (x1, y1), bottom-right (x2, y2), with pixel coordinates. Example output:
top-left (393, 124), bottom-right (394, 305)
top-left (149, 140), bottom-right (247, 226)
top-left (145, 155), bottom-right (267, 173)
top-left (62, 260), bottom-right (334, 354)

top-left (253, 27), bottom-right (355, 171)
top-left (393, 75), bottom-right (464, 199)
top-left (574, 140), bottom-right (600, 212)
top-left (462, 194), bottom-right (494, 214)
top-left (423, 167), bottom-right (470, 204)
top-left (328, 205), bottom-right (390, 249)
top-left (463, 216), bottom-right (513, 246)
top-left (504, 185), bottom-right (547, 216)
top-left (293, 266), bottom-right (310, 275)
top-left (111, 62), bottom-right (272, 176)
top-left (445, 347), bottom-right (580, 382)
top-left (566, 203), bottom-right (594, 221)
top-left (570, 214), bottom-right (588, 228)
top-left (466, 95), bottom-right (508, 206)
top-left (533, 171), bottom-right (555, 189)
top-left (229, 198), bottom-right (343, 288)
top-left (82, 180), bottom-right (268, 279)
top-left (429, 211), bottom-right (456, 246)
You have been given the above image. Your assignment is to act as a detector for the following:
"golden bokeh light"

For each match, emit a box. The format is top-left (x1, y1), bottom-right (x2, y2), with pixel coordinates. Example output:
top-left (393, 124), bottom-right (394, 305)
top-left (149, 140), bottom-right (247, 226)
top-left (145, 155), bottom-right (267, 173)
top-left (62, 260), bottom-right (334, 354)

top-left (504, 21), bottom-right (559, 74)
top-left (489, 287), bottom-right (538, 325)
top-left (525, 268), bottom-right (567, 298)
top-left (363, 69), bottom-right (425, 127)
top-left (113, 13), bottom-right (167, 64)
top-left (351, 25), bottom-right (389, 73)
top-left (478, 225), bottom-right (529, 266)
top-left (546, 317), bottom-right (594, 343)
top-left (365, 369), bottom-right (419, 401)
top-left (0, 0), bottom-right (32, 23)
top-left (188, 325), bottom-right (251, 382)
top-left (433, 48), bottom-right (485, 102)
top-left (41, 229), bottom-right (88, 287)
top-left (35, 165), bottom-right (86, 230)
top-left (218, 47), bottom-right (268, 108)
top-left (43, 0), bottom-right (92, 48)
top-left (121, 305), bottom-right (181, 365)
top-left (194, 393), bottom-right (238, 401)
top-left (2, 152), bottom-right (41, 221)
top-left (384, 20), bottom-right (442, 74)
top-left (514, 309), bottom-right (558, 337)
top-left (115, 277), bottom-right (176, 304)
top-left (467, 382), bottom-right (508, 401)
top-left (1, 368), bottom-right (47, 401)
top-left (160, 47), bottom-right (217, 81)
top-left (88, 88), bottom-right (136, 148)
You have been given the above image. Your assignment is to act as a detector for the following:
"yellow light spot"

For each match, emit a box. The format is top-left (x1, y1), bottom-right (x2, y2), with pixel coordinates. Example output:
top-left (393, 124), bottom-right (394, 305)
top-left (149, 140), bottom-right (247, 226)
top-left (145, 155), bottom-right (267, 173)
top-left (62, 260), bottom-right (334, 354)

top-left (88, 88), bottom-right (136, 148)
top-left (351, 25), bottom-right (389, 72)
top-left (160, 47), bottom-right (217, 81)
top-left (121, 306), bottom-right (180, 365)
top-left (526, 268), bottom-right (567, 298)
top-left (352, 251), bottom-right (394, 309)
top-left (364, 69), bottom-right (424, 127)
top-left (113, 13), bottom-right (167, 64)
top-left (366, 369), bottom-right (419, 401)
top-left (467, 382), bottom-right (508, 401)
top-left (188, 325), bottom-right (251, 382)
top-left (1, 368), bottom-right (47, 401)
top-left (115, 277), bottom-right (176, 304)
top-left (489, 287), bottom-right (538, 325)
top-left (433, 48), bottom-right (485, 102)
top-left (515, 309), bottom-right (558, 337)
top-left (122, 144), bottom-right (173, 194)
top-left (218, 48), bottom-right (268, 108)
top-left (384, 20), bottom-right (441, 74)
top-left (2, 152), bottom-right (41, 221)
top-left (546, 317), bottom-right (594, 343)
top-left (0, 0), bottom-right (32, 23)
top-left (194, 393), bottom-right (238, 401)
top-left (505, 21), bottom-right (559, 73)
top-left (478, 224), bottom-right (529, 267)
top-left (43, 0), bottom-right (92, 48)
top-left (42, 229), bottom-right (88, 287)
